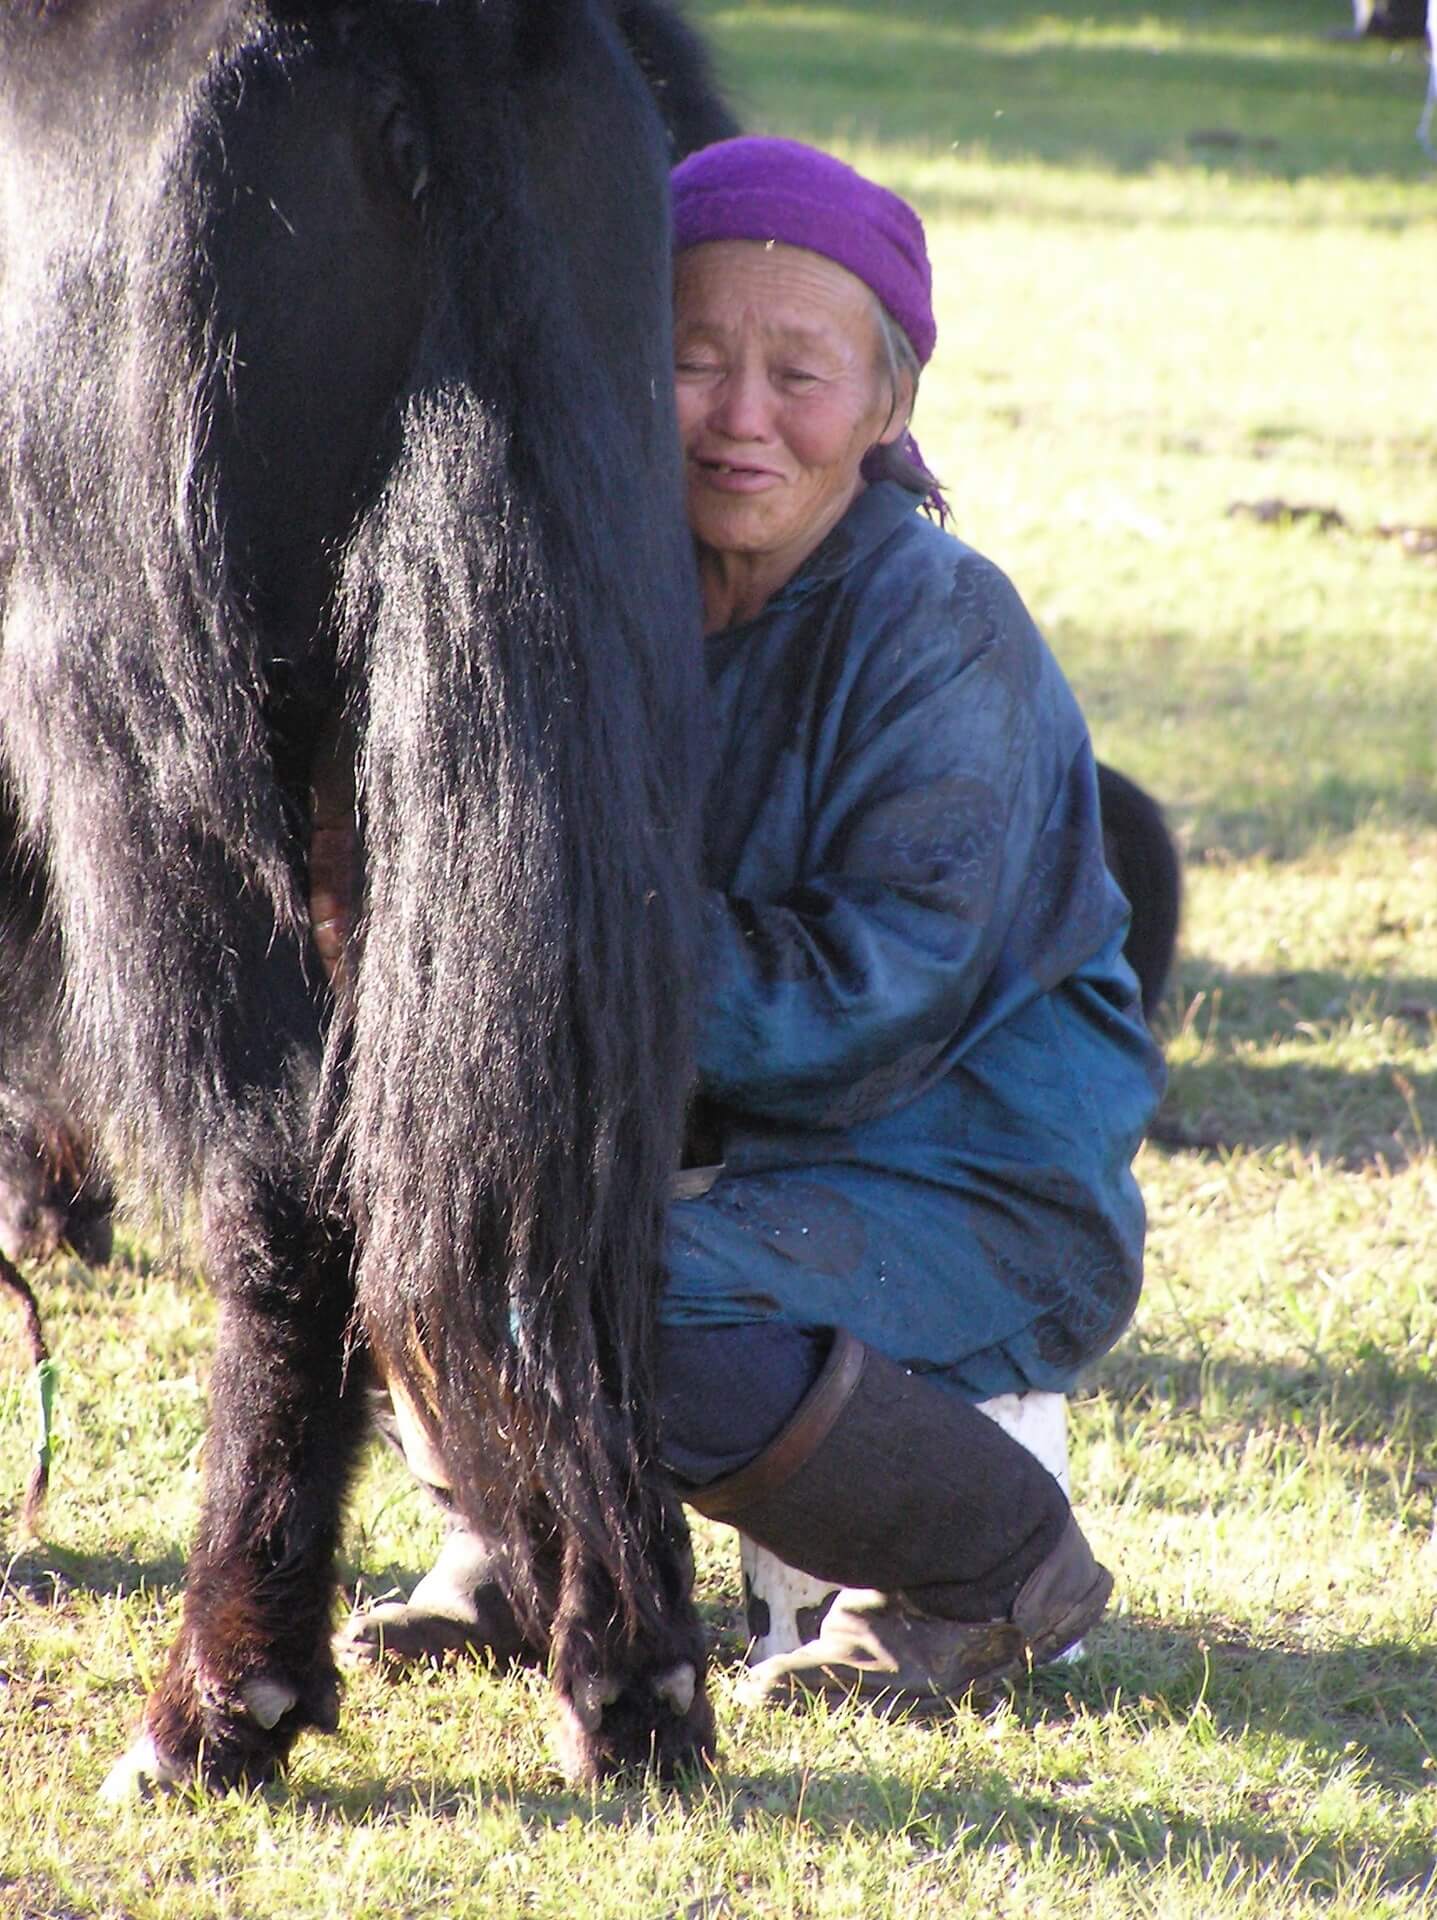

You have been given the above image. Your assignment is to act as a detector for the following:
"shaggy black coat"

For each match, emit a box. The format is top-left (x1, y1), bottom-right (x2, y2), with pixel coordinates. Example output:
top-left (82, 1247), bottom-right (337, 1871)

top-left (0, 0), bottom-right (733, 1787)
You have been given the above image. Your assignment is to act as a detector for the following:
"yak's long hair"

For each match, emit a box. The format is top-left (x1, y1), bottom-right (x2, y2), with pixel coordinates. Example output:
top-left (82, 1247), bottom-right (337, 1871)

top-left (1, 0), bottom-right (708, 1641)
top-left (334, 4), bottom-right (710, 1636)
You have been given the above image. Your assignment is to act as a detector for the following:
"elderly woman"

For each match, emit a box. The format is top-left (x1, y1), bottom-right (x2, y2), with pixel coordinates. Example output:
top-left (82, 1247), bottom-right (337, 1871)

top-left (333, 137), bottom-right (1165, 1713)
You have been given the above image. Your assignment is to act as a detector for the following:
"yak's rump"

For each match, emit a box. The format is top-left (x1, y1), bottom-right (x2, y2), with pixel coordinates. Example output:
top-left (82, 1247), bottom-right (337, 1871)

top-left (0, 0), bottom-right (716, 1784)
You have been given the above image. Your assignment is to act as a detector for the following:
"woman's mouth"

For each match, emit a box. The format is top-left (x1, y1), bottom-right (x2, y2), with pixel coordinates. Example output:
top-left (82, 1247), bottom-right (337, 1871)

top-left (694, 456), bottom-right (783, 493)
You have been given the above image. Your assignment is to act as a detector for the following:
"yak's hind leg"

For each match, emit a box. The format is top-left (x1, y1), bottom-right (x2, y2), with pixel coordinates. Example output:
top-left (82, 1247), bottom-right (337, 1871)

top-left (360, 1352), bottom-right (715, 1778)
top-left (336, 1407), bottom-right (716, 1777)
top-left (547, 1497), bottom-right (715, 1782)
top-left (105, 1185), bottom-right (365, 1799)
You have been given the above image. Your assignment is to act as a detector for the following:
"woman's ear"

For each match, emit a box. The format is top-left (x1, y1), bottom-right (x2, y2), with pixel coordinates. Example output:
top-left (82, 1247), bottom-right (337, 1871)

top-left (877, 367), bottom-right (916, 447)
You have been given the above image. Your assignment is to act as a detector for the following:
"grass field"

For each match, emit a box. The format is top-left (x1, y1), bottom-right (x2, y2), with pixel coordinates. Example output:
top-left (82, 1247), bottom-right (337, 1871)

top-left (3, 4), bottom-right (1435, 1915)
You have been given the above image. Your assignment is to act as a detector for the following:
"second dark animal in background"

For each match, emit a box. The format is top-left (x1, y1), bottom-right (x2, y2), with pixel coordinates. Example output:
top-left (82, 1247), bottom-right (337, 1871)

top-left (1095, 763), bottom-right (1182, 1023)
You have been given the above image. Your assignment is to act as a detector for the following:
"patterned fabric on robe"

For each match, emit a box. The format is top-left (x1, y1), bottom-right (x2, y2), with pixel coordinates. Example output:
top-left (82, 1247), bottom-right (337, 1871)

top-left (661, 481), bottom-right (1167, 1402)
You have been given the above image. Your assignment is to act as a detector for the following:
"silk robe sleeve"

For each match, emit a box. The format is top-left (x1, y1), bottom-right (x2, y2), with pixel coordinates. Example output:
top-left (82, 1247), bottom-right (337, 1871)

top-left (696, 554), bottom-right (1075, 1129)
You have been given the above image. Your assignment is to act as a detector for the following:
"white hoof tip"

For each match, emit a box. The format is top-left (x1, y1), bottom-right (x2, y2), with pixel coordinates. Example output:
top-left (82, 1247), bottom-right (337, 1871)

top-left (653, 1662), bottom-right (697, 1716)
top-left (239, 1676), bottom-right (297, 1731)
top-left (98, 1734), bottom-right (182, 1809)
top-left (571, 1673), bottom-right (623, 1733)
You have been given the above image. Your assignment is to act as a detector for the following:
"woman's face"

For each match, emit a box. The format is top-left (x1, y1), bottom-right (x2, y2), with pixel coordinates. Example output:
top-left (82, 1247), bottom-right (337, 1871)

top-left (674, 240), bottom-right (907, 580)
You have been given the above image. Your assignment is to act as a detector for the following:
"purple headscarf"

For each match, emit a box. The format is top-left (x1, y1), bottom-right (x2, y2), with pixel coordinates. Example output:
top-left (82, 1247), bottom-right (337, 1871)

top-left (671, 136), bottom-right (935, 364)
top-left (670, 136), bottom-right (947, 520)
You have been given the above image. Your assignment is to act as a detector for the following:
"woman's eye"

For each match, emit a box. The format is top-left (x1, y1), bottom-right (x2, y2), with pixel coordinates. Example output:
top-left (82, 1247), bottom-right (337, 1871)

top-left (778, 368), bottom-right (821, 389)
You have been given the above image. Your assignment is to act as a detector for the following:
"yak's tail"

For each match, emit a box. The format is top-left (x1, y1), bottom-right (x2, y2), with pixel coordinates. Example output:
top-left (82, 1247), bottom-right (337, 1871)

top-left (336, 20), bottom-right (706, 1643)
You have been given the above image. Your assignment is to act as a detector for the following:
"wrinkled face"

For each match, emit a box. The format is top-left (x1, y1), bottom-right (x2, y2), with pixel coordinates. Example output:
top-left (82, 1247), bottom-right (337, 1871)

top-left (674, 240), bottom-right (905, 579)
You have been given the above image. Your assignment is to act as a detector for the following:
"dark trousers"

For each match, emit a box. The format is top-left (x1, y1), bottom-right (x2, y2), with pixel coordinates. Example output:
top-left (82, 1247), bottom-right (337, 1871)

top-left (657, 1321), bottom-right (825, 1487)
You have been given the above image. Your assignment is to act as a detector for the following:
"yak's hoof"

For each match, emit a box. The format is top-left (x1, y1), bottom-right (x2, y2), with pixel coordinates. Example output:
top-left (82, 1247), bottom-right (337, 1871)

top-left (98, 1733), bottom-right (188, 1808)
top-left (98, 1714), bottom-right (286, 1807)
top-left (101, 1656), bottom-right (337, 1804)
top-left (552, 1660), bottom-right (716, 1784)
top-left (67, 1207), bottom-right (115, 1269)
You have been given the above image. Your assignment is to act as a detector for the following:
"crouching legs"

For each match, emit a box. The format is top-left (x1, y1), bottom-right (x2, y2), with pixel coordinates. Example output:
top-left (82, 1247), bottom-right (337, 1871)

top-left (349, 1321), bottom-right (1110, 1726)
top-left (690, 1331), bottom-right (1111, 1712)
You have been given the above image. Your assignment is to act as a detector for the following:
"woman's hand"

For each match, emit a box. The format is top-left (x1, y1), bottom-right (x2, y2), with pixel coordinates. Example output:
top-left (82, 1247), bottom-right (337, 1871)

top-left (308, 719), bottom-right (357, 987)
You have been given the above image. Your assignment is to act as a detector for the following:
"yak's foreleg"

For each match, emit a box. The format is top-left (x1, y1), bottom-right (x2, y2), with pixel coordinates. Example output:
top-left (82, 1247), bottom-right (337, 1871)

top-left (548, 1486), bottom-right (715, 1783)
top-left (104, 1179), bottom-right (364, 1800)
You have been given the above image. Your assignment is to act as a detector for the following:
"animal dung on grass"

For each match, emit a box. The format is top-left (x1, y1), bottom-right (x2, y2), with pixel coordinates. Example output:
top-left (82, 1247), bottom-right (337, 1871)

top-left (1226, 498), bottom-right (1349, 534)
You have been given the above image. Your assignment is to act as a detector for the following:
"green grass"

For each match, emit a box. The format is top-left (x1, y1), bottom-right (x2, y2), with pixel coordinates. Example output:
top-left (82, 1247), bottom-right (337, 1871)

top-left (4, 4), bottom-right (1436, 1914)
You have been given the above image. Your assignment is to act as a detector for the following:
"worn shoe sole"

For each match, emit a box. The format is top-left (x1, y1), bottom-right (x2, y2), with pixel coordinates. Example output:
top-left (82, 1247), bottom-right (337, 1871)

top-left (738, 1562), bottom-right (1114, 1717)
top-left (336, 1588), bottom-right (539, 1671)
top-left (1026, 1558), bottom-right (1113, 1669)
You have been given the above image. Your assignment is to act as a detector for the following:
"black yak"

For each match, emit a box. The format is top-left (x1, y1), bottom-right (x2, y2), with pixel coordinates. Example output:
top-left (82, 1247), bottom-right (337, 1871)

top-left (1, 0), bottom-right (734, 1792)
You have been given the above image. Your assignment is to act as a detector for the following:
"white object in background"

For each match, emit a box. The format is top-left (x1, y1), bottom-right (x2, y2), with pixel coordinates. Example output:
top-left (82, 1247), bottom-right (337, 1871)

top-left (738, 1389), bottom-right (1074, 1663)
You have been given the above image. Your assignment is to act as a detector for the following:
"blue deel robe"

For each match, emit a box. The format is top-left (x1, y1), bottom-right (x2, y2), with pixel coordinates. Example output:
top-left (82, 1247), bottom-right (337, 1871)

top-left (661, 481), bottom-right (1167, 1403)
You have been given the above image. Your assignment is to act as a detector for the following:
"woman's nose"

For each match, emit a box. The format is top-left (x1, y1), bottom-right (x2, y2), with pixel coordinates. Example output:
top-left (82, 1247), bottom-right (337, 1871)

top-left (710, 366), bottom-right (772, 441)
